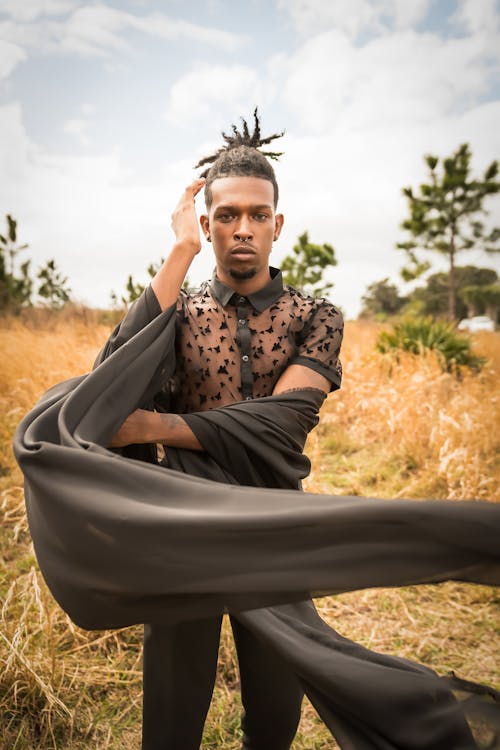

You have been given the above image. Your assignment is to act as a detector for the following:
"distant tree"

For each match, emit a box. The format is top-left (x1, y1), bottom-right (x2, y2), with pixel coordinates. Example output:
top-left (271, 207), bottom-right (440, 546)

top-left (109, 289), bottom-right (120, 309)
top-left (121, 259), bottom-right (165, 305)
top-left (0, 214), bottom-right (32, 311)
top-left (122, 274), bottom-right (145, 305)
top-left (407, 265), bottom-right (498, 320)
top-left (281, 231), bottom-right (337, 297)
top-left (397, 143), bottom-right (500, 319)
top-left (120, 260), bottom-right (192, 305)
top-left (460, 283), bottom-right (500, 322)
top-left (359, 278), bottom-right (407, 319)
top-left (37, 259), bottom-right (71, 309)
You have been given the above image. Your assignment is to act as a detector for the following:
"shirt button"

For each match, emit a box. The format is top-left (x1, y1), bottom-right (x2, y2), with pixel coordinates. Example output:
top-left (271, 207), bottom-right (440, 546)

top-left (242, 354), bottom-right (249, 362)
top-left (239, 296), bottom-right (245, 302)
top-left (238, 318), bottom-right (246, 325)
top-left (245, 396), bottom-right (252, 400)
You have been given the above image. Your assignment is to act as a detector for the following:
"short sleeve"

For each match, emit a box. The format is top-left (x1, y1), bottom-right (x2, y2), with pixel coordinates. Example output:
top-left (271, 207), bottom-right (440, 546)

top-left (290, 301), bottom-right (344, 391)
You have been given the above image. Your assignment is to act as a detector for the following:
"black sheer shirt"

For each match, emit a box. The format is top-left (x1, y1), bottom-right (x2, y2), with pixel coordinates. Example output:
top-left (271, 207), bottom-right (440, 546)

top-left (167, 267), bottom-right (343, 414)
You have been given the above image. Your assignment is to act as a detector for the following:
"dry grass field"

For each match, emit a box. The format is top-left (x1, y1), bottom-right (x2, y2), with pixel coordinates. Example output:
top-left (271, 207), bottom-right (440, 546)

top-left (0, 310), bottom-right (499, 749)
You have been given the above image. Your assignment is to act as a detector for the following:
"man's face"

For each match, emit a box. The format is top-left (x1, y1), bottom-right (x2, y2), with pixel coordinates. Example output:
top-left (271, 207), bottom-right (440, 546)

top-left (200, 176), bottom-right (284, 285)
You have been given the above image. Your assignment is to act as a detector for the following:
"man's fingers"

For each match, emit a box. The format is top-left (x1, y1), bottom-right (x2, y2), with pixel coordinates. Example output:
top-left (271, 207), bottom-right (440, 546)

top-left (172, 179), bottom-right (204, 217)
top-left (185, 178), bottom-right (206, 197)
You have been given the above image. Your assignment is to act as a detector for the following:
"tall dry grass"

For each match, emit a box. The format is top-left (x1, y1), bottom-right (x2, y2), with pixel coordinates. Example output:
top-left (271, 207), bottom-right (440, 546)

top-left (306, 321), bottom-right (500, 501)
top-left (1, 315), bottom-right (499, 749)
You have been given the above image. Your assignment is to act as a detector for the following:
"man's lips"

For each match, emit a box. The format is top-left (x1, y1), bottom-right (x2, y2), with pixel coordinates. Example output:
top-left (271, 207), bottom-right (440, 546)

top-left (231, 244), bottom-right (256, 257)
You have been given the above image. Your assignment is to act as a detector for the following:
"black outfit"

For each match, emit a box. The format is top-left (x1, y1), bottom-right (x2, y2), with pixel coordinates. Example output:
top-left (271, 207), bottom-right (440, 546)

top-left (14, 274), bottom-right (500, 750)
top-left (144, 268), bottom-right (343, 750)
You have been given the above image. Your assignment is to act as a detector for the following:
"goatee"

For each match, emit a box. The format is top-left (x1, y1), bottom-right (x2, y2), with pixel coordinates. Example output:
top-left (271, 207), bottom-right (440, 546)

top-left (228, 267), bottom-right (257, 280)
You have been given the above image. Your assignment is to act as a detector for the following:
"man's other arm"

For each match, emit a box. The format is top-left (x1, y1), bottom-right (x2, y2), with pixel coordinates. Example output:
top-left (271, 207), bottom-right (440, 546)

top-left (109, 365), bottom-right (330, 450)
top-left (272, 364), bottom-right (331, 395)
top-left (110, 410), bottom-right (202, 450)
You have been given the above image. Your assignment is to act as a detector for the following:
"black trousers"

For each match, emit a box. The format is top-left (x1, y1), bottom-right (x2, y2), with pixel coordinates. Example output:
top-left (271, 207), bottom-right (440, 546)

top-left (141, 613), bottom-right (304, 750)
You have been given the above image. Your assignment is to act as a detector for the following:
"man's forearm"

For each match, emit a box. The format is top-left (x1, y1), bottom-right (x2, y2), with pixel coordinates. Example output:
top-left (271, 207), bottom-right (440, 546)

top-left (151, 241), bottom-right (199, 312)
top-left (110, 409), bottom-right (203, 450)
top-left (155, 413), bottom-right (202, 450)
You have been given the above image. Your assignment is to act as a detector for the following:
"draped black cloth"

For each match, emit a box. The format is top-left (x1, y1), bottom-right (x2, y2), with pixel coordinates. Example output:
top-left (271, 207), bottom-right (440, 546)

top-left (13, 299), bottom-right (500, 749)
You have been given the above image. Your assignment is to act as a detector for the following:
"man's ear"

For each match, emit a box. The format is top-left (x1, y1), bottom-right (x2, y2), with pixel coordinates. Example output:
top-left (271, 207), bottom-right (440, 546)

top-left (200, 214), bottom-right (211, 241)
top-left (273, 213), bottom-right (284, 241)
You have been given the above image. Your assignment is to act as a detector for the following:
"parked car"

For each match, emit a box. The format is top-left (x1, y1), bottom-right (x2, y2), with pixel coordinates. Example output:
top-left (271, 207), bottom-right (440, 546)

top-left (457, 315), bottom-right (495, 332)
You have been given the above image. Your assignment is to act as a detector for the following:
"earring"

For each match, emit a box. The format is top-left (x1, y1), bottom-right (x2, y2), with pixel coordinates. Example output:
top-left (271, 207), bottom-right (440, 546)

top-left (206, 234), bottom-right (211, 242)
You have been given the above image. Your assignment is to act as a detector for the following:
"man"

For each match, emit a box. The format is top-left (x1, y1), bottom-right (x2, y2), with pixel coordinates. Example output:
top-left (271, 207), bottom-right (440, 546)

top-left (109, 112), bottom-right (343, 750)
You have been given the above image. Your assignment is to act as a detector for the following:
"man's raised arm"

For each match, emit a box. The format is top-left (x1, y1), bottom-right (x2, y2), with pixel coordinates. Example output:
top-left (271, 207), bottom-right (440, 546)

top-left (103, 179), bottom-right (206, 451)
top-left (150, 178), bottom-right (205, 311)
top-left (95, 179), bottom-right (205, 366)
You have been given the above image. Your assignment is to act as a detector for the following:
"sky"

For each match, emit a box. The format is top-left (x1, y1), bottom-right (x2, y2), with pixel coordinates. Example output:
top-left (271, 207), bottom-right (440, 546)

top-left (1, 0), bottom-right (500, 318)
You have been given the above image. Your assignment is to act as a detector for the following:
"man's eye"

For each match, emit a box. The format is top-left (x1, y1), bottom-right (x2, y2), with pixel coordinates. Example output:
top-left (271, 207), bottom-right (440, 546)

top-left (218, 213), bottom-right (233, 222)
top-left (255, 213), bottom-right (269, 221)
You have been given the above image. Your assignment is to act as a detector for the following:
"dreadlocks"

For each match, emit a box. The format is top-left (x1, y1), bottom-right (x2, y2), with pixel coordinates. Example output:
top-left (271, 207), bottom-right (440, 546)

top-left (194, 108), bottom-right (285, 208)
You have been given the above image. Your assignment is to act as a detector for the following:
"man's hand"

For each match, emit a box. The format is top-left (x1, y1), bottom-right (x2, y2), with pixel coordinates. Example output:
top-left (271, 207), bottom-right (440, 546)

top-left (170, 178), bottom-right (206, 255)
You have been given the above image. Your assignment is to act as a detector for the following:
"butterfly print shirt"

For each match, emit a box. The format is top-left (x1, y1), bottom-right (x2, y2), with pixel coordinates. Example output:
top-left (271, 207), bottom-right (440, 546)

top-left (166, 267), bottom-right (343, 414)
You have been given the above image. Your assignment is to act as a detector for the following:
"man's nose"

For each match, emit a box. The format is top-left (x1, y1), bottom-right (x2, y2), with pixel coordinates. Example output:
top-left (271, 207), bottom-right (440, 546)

top-left (234, 217), bottom-right (253, 240)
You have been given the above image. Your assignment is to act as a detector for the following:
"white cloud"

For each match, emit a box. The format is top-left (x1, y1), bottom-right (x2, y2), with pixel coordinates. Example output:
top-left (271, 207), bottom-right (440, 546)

top-left (0, 19), bottom-right (53, 53)
top-left (389, 0), bottom-right (433, 28)
top-left (279, 27), bottom-right (499, 133)
top-left (0, 38), bottom-right (26, 78)
top-left (451, 0), bottom-right (500, 35)
top-left (62, 117), bottom-right (91, 146)
top-left (164, 64), bottom-right (263, 125)
top-left (278, 0), bottom-right (432, 38)
top-left (0, 0), bottom-right (79, 22)
top-left (60, 4), bottom-right (132, 58)
top-left (279, 0), bottom-right (378, 38)
top-left (132, 13), bottom-right (248, 52)
top-left (61, 103), bottom-right (95, 146)
top-left (0, 3), bottom-right (247, 66)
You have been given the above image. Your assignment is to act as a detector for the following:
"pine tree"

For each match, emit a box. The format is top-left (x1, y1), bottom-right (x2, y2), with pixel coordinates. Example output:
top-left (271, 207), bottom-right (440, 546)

top-left (37, 259), bottom-right (71, 309)
top-left (0, 214), bottom-right (32, 311)
top-left (281, 231), bottom-right (337, 297)
top-left (121, 259), bottom-right (167, 305)
top-left (397, 144), bottom-right (500, 319)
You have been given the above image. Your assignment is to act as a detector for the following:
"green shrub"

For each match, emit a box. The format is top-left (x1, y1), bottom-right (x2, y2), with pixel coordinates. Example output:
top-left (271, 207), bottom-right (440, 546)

top-left (376, 317), bottom-right (485, 372)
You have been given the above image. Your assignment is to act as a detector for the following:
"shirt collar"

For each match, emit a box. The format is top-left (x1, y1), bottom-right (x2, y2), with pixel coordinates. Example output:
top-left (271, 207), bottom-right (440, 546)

top-left (209, 267), bottom-right (284, 312)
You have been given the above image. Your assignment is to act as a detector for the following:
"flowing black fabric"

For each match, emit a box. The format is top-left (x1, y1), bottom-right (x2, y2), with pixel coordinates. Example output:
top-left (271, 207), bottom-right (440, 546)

top-left (13, 300), bottom-right (500, 749)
